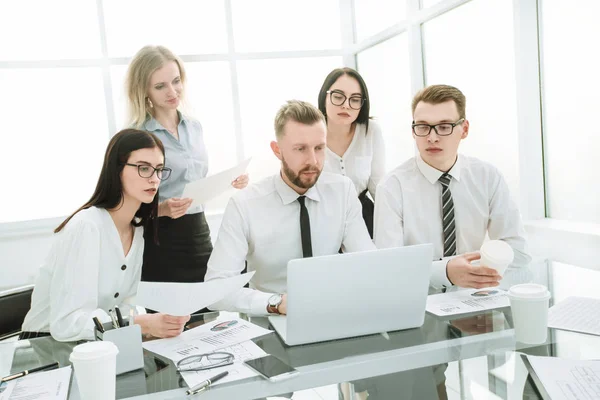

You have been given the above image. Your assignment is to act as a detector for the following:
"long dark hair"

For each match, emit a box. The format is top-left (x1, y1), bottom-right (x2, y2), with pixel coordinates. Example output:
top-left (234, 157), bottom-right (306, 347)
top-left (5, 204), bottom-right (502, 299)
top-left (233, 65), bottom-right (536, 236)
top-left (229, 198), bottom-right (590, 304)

top-left (55, 129), bottom-right (165, 237)
top-left (318, 67), bottom-right (371, 132)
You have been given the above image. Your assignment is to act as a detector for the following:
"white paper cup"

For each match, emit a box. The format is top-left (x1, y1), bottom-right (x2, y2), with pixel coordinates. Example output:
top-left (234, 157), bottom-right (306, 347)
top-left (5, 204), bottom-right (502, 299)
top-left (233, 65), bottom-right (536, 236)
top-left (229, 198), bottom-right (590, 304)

top-left (508, 283), bottom-right (551, 344)
top-left (70, 341), bottom-right (119, 400)
top-left (480, 240), bottom-right (514, 276)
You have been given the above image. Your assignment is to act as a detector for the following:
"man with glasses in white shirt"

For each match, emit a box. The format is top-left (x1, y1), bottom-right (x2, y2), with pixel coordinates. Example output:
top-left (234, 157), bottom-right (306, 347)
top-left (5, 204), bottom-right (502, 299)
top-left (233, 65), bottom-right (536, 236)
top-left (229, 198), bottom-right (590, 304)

top-left (205, 100), bottom-right (375, 316)
top-left (374, 84), bottom-right (530, 290)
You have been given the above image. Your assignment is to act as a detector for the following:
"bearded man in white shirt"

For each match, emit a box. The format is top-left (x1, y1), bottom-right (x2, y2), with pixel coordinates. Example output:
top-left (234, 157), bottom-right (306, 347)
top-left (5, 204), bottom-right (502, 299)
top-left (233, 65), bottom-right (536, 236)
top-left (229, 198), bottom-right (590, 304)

top-left (205, 100), bottom-right (375, 315)
top-left (374, 84), bottom-right (531, 290)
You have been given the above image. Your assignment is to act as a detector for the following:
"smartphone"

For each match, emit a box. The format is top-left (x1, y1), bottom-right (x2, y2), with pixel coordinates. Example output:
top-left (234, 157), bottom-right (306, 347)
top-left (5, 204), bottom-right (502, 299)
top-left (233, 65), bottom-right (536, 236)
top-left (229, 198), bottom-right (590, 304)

top-left (243, 355), bottom-right (297, 381)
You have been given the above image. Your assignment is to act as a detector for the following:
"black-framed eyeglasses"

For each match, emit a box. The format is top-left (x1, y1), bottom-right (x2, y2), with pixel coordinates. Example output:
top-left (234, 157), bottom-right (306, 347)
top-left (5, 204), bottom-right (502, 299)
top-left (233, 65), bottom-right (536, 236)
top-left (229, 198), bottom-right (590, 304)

top-left (123, 163), bottom-right (172, 181)
top-left (175, 352), bottom-right (234, 373)
top-left (326, 90), bottom-right (365, 110)
top-left (411, 118), bottom-right (465, 137)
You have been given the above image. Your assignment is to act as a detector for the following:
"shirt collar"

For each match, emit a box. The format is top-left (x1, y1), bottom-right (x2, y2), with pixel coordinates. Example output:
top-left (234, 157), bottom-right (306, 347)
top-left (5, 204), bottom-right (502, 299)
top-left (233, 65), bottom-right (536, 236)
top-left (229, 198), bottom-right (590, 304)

top-left (274, 172), bottom-right (321, 205)
top-left (416, 153), bottom-right (462, 184)
top-left (143, 110), bottom-right (187, 132)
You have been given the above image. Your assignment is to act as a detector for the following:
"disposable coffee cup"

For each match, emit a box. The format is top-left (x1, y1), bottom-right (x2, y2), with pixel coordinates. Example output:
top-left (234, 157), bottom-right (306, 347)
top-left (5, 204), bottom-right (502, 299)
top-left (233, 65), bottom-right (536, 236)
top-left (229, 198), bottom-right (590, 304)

top-left (480, 240), bottom-right (514, 276)
top-left (508, 283), bottom-right (551, 344)
top-left (70, 341), bottom-right (119, 400)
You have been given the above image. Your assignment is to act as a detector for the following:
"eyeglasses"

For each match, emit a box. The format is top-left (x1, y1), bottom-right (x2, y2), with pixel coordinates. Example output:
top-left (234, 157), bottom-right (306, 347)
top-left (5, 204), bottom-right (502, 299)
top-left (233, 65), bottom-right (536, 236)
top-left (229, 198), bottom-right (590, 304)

top-left (326, 90), bottom-right (365, 110)
top-left (175, 352), bottom-right (234, 372)
top-left (411, 118), bottom-right (465, 137)
top-left (123, 163), bottom-right (172, 181)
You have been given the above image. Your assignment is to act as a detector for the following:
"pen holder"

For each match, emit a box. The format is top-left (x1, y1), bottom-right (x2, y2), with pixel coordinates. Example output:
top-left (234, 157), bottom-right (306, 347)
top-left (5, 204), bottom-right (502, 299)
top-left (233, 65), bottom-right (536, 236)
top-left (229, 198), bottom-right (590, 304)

top-left (95, 321), bottom-right (144, 375)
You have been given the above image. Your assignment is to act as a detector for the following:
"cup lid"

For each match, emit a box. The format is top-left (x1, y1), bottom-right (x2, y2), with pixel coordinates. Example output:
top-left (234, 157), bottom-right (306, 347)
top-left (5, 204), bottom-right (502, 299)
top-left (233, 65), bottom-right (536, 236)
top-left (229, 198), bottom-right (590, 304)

top-left (508, 283), bottom-right (550, 299)
top-left (480, 240), bottom-right (514, 264)
top-left (70, 341), bottom-right (118, 361)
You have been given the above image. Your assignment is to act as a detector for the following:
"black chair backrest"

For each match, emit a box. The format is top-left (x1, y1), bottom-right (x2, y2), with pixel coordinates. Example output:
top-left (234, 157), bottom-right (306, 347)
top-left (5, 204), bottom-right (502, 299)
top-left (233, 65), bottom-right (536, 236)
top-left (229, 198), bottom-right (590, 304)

top-left (0, 285), bottom-right (34, 340)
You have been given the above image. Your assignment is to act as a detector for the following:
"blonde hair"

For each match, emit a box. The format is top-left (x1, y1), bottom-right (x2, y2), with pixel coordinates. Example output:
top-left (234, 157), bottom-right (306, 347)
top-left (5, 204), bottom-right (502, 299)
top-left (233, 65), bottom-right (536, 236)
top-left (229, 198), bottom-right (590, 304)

top-left (125, 45), bottom-right (187, 129)
top-left (411, 84), bottom-right (467, 119)
top-left (274, 100), bottom-right (325, 139)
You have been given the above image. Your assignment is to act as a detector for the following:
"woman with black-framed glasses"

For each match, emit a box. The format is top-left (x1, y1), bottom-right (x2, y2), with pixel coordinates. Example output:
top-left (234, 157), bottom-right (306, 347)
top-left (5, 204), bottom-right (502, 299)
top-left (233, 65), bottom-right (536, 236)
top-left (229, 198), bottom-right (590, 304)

top-left (21, 129), bottom-right (190, 341)
top-left (125, 45), bottom-right (249, 290)
top-left (317, 68), bottom-right (386, 238)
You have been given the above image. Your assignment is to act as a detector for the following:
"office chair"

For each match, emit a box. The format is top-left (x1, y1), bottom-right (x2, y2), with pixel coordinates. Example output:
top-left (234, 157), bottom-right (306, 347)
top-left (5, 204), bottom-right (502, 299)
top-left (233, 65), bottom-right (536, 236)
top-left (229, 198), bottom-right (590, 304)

top-left (0, 284), bottom-right (34, 341)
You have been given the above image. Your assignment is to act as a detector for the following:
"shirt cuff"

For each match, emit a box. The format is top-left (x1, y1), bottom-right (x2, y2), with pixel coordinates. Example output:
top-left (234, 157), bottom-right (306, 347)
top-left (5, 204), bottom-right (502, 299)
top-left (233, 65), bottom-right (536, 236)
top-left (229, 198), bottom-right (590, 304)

top-left (431, 258), bottom-right (453, 288)
top-left (250, 292), bottom-right (275, 316)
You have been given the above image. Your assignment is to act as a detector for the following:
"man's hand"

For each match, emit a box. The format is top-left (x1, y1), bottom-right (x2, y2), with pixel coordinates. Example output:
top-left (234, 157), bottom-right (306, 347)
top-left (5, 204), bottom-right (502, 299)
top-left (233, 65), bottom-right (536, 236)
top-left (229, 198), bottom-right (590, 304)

top-left (278, 294), bottom-right (288, 315)
top-left (447, 252), bottom-right (501, 288)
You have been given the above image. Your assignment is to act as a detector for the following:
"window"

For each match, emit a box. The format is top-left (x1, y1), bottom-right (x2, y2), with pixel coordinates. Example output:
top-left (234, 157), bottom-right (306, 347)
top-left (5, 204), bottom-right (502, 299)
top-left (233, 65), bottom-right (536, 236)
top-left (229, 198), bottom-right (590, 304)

top-left (354, 0), bottom-right (406, 42)
top-left (0, 68), bottom-right (108, 223)
top-left (540, 0), bottom-right (600, 223)
top-left (357, 35), bottom-right (413, 172)
top-left (423, 0), bottom-right (520, 197)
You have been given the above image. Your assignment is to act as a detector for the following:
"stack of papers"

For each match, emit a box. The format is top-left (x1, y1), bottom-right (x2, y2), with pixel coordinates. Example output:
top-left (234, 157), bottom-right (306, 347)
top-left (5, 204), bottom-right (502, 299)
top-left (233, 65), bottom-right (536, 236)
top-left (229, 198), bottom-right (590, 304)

top-left (143, 317), bottom-right (273, 388)
top-left (548, 296), bottom-right (600, 336)
top-left (426, 288), bottom-right (510, 316)
top-left (0, 366), bottom-right (71, 400)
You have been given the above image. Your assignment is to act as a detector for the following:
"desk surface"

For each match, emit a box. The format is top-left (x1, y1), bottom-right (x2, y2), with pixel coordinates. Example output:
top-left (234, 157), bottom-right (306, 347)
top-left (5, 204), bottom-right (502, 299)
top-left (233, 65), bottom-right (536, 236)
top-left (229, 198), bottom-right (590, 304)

top-left (2, 262), bottom-right (599, 399)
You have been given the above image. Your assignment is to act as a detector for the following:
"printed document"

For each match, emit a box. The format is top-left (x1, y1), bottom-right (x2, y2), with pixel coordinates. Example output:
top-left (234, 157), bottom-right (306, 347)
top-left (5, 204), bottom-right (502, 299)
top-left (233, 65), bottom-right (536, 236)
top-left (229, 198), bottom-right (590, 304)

top-left (427, 288), bottom-right (509, 316)
top-left (180, 341), bottom-right (267, 388)
top-left (136, 271), bottom-right (255, 316)
top-left (549, 296), bottom-right (600, 336)
top-left (182, 157), bottom-right (252, 206)
top-left (527, 355), bottom-right (600, 400)
top-left (0, 366), bottom-right (71, 400)
top-left (142, 317), bottom-right (272, 363)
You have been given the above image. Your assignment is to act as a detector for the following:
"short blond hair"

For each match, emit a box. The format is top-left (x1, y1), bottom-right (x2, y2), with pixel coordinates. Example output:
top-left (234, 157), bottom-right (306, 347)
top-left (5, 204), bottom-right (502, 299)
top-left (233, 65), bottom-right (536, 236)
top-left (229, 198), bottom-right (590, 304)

top-left (274, 100), bottom-right (325, 139)
top-left (125, 45), bottom-right (187, 129)
top-left (411, 84), bottom-right (466, 119)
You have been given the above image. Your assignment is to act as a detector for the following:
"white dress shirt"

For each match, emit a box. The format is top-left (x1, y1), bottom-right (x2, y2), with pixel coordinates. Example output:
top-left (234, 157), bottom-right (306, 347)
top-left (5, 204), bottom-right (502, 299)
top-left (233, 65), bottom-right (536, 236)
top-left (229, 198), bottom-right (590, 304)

top-left (205, 172), bottom-right (375, 315)
top-left (324, 120), bottom-right (386, 199)
top-left (22, 207), bottom-right (144, 341)
top-left (374, 154), bottom-right (531, 288)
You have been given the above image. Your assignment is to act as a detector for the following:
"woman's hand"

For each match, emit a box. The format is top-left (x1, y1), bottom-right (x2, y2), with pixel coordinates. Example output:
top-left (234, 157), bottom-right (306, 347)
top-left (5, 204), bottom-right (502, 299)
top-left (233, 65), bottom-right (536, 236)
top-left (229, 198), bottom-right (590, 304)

top-left (158, 198), bottom-right (193, 219)
top-left (135, 313), bottom-right (191, 338)
top-left (231, 174), bottom-right (249, 189)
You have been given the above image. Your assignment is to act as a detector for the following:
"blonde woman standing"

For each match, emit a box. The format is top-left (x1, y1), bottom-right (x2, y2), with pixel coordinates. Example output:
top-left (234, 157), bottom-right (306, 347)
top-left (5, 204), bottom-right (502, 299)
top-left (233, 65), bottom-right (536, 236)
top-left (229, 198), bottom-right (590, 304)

top-left (125, 45), bottom-right (248, 285)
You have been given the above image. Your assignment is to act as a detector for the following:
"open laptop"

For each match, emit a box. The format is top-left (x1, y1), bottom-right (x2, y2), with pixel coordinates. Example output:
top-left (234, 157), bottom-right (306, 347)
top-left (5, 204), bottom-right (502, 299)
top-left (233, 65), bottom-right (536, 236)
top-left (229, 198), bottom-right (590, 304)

top-left (268, 244), bottom-right (433, 346)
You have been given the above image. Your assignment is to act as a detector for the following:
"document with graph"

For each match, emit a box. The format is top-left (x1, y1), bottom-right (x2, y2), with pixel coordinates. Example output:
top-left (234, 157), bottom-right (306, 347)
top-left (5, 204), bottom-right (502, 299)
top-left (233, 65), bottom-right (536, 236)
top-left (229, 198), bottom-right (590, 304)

top-left (526, 355), bottom-right (600, 400)
top-left (142, 317), bottom-right (272, 363)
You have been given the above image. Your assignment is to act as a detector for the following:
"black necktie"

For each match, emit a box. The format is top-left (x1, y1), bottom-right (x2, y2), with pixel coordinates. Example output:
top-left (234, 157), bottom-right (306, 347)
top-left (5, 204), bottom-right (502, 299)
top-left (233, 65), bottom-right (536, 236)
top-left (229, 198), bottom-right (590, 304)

top-left (297, 196), bottom-right (313, 258)
top-left (439, 173), bottom-right (457, 257)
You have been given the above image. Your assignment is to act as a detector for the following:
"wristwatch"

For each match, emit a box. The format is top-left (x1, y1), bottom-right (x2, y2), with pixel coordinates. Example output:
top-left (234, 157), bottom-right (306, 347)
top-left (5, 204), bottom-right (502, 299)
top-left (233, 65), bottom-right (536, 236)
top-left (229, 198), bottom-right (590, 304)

top-left (267, 294), bottom-right (283, 314)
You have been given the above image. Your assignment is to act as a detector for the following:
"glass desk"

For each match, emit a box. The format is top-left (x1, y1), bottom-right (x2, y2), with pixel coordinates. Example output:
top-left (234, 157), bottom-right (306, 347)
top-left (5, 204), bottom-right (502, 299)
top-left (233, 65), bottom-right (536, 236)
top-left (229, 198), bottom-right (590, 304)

top-left (1, 263), bottom-right (597, 399)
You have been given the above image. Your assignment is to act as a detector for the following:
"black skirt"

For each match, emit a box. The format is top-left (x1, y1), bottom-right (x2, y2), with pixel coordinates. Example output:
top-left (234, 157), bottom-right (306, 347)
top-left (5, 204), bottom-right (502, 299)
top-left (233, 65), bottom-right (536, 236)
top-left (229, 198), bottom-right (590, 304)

top-left (142, 212), bottom-right (213, 283)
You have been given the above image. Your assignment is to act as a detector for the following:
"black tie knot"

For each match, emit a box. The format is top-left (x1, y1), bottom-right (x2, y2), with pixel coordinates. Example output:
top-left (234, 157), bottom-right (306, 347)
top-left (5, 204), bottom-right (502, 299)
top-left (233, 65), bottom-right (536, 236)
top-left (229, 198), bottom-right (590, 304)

top-left (297, 195), bottom-right (306, 206)
top-left (439, 173), bottom-right (451, 187)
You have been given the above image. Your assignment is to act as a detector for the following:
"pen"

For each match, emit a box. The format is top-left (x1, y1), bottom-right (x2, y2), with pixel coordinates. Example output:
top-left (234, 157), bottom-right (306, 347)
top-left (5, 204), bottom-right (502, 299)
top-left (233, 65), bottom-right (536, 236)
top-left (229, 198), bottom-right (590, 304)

top-left (109, 309), bottom-right (119, 329)
top-left (115, 306), bottom-right (124, 328)
top-left (92, 316), bottom-right (105, 333)
top-left (1, 362), bottom-right (60, 383)
top-left (186, 371), bottom-right (229, 395)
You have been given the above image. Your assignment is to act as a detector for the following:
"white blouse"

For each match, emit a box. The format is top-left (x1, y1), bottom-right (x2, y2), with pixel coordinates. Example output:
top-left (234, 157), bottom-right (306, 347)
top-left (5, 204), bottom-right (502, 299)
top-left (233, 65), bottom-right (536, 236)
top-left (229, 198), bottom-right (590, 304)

top-left (22, 207), bottom-right (144, 341)
top-left (323, 120), bottom-right (386, 199)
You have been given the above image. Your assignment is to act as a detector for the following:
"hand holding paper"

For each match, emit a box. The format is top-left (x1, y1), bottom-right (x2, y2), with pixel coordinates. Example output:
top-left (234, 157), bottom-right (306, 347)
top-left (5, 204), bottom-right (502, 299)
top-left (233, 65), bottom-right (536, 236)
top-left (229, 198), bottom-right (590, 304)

top-left (183, 158), bottom-right (252, 206)
top-left (136, 272), bottom-right (255, 316)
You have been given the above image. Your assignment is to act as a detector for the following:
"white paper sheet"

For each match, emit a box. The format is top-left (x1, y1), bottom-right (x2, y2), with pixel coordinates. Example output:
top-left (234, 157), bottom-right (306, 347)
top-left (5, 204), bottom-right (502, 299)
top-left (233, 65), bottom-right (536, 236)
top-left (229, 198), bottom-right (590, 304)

top-left (142, 317), bottom-right (272, 363)
top-left (180, 340), bottom-right (267, 389)
top-left (549, 296), bottom-right (600, 336)
top-left (182, 157), bottom-right (252, 206)
top-left (135, 271), bottom-right (255, 316)
top-left (527, 355), bottom-right (600, 400)
top-left (0, 366), bottom-right (71, 400)
top-left (426, 288), bottom-right (509, 316)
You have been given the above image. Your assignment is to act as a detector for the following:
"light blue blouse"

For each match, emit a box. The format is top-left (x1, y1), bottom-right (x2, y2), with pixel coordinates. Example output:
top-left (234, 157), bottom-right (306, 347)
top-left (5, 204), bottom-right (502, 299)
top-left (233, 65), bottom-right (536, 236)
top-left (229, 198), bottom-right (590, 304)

top-left (144, 112), bottom-right (208, 214)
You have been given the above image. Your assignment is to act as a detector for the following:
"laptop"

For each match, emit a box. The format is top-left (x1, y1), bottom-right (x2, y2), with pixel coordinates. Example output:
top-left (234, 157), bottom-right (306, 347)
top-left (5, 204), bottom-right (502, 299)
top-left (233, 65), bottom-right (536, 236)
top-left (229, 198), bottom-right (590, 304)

top-left (268, 244), bottom-right (433, 346)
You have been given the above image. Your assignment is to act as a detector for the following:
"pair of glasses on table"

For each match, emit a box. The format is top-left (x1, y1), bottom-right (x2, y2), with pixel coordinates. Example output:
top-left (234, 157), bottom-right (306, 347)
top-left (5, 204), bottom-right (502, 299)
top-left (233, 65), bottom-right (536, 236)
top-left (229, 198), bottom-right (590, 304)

top-left (176, 352), bottom-right (234, 372)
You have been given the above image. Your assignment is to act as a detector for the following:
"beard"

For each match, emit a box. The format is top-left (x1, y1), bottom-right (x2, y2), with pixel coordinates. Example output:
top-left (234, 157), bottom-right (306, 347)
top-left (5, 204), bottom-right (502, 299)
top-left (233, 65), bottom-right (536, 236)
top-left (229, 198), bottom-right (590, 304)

top-left (282, 156), bottom-right (322, 190)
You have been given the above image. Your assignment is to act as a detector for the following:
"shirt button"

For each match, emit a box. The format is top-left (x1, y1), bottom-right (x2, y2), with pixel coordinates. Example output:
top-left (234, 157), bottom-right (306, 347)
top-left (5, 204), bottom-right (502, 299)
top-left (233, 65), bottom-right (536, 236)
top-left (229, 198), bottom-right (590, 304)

top-left (114, 292), bottom-right (119, 298)
top-left (121, 265), bottom-right (127, 271)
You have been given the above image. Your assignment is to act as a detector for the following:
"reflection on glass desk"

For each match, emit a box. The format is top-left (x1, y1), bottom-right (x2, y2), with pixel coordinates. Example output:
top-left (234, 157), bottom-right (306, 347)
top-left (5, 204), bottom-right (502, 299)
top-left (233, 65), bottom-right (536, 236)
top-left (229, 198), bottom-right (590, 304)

top-left (1, 263), bottom-right (598, 399)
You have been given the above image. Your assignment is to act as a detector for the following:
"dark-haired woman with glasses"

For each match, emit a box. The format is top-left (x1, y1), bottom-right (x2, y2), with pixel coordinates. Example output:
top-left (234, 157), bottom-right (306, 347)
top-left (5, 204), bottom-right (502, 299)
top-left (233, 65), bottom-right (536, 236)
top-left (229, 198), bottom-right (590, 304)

top-left (125, 45), bottom-right (248, 286)
top-left (318, 68), bottom-right (385, 238)
top-left (21, 129), bottom-right (190, 341)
